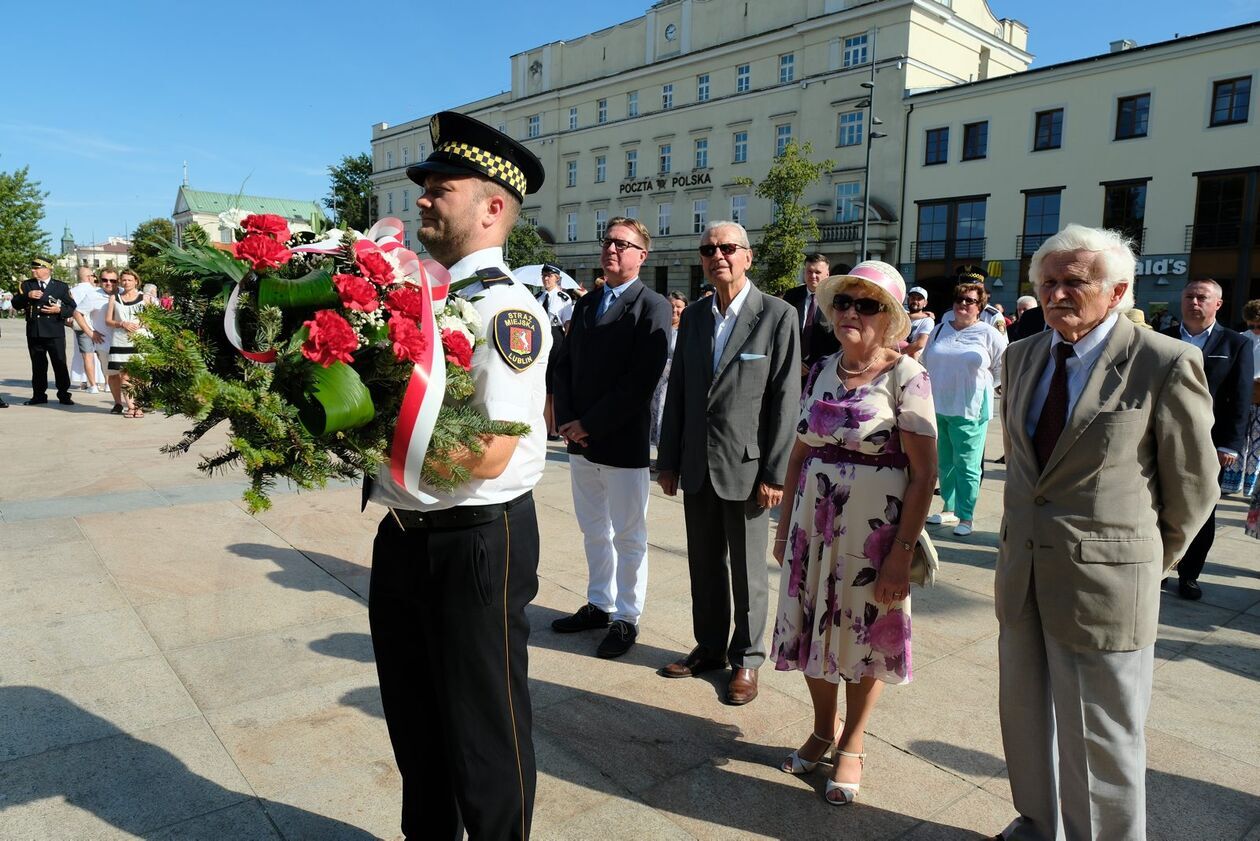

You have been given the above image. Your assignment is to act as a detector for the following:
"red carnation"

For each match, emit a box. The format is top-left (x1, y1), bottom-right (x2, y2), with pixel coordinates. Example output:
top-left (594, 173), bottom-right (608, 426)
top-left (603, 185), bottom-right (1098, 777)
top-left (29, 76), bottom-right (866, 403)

top-left (333, 273), bottom-right (379, 312)
top-left (384, 286), bottom-right (426, 321)
top-left (441, 328), bottom-right (474, 370)
top-left (357, 250), bottom-right (395, 286)
top-left (301, 309), bottom-right (358, 367)
top-left (389, 317), bottom-right (429, 365)
top-left (233, 234), bottom-right (293, 271)
top-left (241, 213), bottom-right (291, 242)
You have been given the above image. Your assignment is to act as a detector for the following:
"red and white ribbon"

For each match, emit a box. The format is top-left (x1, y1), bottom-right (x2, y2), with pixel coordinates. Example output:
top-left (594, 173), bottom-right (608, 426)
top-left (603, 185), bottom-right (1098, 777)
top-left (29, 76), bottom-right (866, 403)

top-left (390, 257), bottom-right (451, 492)
top-left (223, 275), bottom-right (277, 364)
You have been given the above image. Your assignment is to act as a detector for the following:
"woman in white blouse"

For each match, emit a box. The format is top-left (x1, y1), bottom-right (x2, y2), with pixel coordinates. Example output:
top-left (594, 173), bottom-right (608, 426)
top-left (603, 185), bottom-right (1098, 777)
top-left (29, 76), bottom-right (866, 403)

top-left (919, 280), bottom-right (1007, 536)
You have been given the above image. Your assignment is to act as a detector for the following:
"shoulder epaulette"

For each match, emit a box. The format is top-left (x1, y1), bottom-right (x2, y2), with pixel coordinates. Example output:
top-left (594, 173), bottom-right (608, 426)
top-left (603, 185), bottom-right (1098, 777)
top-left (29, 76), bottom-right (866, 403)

top-left (557, 290), bottom-right (571, 302)
top-left (475, 267), bottom-right (512, 286)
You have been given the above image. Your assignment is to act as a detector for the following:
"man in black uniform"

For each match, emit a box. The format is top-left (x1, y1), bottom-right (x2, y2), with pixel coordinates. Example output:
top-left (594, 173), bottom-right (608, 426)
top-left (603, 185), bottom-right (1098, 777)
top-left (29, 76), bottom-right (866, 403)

top-left (365, 111), bottom-right (549, 841)
top-left (12, 257), bottom-right (78, 405)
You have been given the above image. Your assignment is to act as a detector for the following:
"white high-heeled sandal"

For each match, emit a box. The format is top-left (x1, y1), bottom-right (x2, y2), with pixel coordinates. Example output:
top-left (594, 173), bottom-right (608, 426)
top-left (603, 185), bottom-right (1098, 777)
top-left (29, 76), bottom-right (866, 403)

top-left (824, 749), bottom-right (866, 805)
top-left (779, 731), bottom-right (836, 775)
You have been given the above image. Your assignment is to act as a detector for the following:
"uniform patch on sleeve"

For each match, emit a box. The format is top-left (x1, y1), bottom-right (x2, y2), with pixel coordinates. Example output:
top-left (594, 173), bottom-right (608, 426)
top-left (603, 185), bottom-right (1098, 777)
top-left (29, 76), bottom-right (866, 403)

top-left (493, 309), bottom-right (543, 371)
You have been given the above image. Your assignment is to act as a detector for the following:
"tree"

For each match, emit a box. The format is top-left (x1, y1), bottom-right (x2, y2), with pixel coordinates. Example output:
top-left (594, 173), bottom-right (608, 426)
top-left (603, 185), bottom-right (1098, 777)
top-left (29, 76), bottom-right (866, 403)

top-left (324, 153), bottom-right (372, 231)
top-left (737, 140), bottom-right (835, 296)
top-left (0, 165), bottom-right (51, 291)
top-left (504, 220), bottom-right (556, 269)
top-left (128, 217), bottom-right (175, 286)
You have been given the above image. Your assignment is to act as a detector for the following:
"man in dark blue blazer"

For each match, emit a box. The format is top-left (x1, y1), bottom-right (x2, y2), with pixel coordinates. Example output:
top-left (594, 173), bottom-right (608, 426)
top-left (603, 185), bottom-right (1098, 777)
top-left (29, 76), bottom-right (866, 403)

top-left (1163, 278), bottom-right (1254, 600)
top-left (12, 258), bottom-right (78, 406)
top-left (551, 217), bottom-right (672, 659)
top-left (781, 253), bottom-right (839, 378)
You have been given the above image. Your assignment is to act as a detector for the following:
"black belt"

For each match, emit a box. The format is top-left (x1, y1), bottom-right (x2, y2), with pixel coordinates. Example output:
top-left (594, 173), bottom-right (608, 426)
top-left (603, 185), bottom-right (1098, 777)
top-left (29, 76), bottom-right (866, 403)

top-left (389, 491), bottom-right (532, 531)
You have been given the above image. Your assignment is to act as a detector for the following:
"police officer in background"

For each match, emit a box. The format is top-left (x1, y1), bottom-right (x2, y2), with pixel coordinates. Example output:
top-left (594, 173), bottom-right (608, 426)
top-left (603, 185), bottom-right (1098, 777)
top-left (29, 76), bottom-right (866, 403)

top-left (365, 111), bottom-right (550, 841)
top-left (941, 264), bottom-right (1007, 334)
top-left (536, 263), bottom-right (573, 440)
top-left (12, 257), bottom-right (80, 405)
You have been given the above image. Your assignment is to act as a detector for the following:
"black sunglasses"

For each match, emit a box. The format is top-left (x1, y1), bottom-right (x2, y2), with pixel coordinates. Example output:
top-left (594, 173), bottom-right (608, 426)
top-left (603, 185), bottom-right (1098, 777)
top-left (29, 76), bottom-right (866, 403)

top-left (954, 296), bottom-right (980, 307)
top-left (699, 242), bottom-right (749, 257)
top-left (832, 294), bottom-right (886, 316)
top-left (600, 237), bottom-right (645, 253)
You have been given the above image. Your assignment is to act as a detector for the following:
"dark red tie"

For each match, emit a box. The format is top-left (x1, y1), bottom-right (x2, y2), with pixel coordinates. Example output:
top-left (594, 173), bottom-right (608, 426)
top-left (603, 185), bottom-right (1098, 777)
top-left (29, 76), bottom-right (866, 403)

top-left (803, 294), bottom-right (816, 348)
top-left (1033, 342), bottom-right (1074, 469)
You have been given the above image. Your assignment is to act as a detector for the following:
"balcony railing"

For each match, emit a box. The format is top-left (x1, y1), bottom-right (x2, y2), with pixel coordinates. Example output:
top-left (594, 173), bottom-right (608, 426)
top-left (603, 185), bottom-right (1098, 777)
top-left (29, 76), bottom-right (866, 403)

top-left (1016, 233), bottom-right (1052, 257)
top-left (1185, 222), bottom-right (1243, 250)
top-left (818, 222), bottom-right (862, 242)
top-left (911, 238), bottom-right (985, 261)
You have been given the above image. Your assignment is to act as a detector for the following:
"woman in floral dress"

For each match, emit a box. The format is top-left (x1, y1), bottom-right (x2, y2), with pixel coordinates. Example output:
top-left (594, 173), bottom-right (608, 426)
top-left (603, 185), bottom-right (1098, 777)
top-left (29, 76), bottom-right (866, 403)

top-left (771, 261), bottom-right (938, 806)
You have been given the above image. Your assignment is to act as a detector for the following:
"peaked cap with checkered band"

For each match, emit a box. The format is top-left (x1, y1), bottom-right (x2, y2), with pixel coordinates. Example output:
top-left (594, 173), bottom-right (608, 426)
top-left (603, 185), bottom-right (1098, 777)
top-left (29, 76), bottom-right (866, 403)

top-left (406, 111), bottom-right (544, 201)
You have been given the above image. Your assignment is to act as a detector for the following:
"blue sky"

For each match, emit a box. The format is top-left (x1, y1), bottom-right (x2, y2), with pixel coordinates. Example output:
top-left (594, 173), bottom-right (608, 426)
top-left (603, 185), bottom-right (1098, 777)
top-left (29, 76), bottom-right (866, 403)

top-left (3, 0), bottom-right (1257, 247)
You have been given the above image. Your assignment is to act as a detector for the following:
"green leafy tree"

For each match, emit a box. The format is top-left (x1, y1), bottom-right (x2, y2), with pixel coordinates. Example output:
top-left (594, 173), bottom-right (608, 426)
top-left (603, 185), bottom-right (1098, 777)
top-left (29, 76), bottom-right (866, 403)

top-left (324, 153), bottom-right (372, 231)
top-left (0, 165), bottom-right (51, 291)
top-left (737, 140), bottom-right (834, 296)
top-left (128, 217), bottom-right (175, 286)
top-left (504, 220), bottom-right (556, 269)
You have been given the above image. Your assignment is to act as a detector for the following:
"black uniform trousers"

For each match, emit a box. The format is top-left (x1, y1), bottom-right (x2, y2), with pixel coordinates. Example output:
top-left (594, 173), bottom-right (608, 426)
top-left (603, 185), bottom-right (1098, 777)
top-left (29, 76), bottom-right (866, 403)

top-left (28, 334), bottom-right (71, 400)
top-left (1178, 504), bottom-right (1216, 583)
top-left (369, 495), bottom-right (540, 841)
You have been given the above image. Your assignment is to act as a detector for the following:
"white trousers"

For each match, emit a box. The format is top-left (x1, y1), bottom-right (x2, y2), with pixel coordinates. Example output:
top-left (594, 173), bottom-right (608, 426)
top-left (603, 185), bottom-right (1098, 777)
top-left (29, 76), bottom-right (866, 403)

top-left (569, 454), bottom-right (650, 624)
top-left (998, 588), bottom-right (1153, 841)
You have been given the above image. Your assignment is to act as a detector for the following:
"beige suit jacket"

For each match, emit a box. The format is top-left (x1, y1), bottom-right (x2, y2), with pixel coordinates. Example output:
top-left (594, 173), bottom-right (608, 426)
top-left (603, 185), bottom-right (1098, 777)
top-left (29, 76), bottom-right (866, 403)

top-left (997, 315), bottom-right (1218, 651)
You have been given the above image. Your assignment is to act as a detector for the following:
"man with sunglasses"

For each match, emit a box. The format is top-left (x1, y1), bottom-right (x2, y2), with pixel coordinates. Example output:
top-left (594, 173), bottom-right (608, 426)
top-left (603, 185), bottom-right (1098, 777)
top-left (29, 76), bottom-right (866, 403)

top-left (657, 221), bottom-right (799, 705)
top-left (551, 217), bottom-right (672, 659)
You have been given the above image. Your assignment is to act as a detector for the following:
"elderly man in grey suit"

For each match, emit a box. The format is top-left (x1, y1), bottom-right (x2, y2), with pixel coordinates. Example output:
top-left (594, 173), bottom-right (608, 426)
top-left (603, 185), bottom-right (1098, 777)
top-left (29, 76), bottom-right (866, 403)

top-left (656, 221), bottom-right (800, 705)
top-left (994, 224), bottom-right (1218, 841)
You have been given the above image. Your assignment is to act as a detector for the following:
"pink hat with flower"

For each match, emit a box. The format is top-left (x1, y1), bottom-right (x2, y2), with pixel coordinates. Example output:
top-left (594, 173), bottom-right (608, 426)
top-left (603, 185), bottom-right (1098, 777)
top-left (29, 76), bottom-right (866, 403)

top-left (816, 261), bottom-right (910, 346)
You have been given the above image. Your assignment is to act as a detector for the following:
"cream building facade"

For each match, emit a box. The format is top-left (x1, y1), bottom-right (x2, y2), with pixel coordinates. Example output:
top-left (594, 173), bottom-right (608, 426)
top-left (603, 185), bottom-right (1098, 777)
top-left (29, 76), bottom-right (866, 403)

top-left (371, 0), bottom-right (1029, 295)
top-left (900, 21), bottom-right (1259, 326)
top-left (171, 187), bottom-right (328, 248)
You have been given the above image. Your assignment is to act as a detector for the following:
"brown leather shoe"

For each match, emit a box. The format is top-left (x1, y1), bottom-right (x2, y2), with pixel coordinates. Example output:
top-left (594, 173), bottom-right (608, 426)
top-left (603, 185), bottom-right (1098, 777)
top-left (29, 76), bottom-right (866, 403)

top-left (660, 646), bottom-right (727, 679)
top-left (726, 668), bottom-right (759, 705)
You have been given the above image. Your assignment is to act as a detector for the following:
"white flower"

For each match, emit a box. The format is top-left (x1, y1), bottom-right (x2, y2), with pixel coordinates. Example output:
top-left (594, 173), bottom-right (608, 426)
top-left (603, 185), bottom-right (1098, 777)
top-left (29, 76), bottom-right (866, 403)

top-left (217, 208), bottom-right (250, 230)
top-left (451, 296), bottom-right (482, 333)
top-left (437, 313), bottom-right (474, 345)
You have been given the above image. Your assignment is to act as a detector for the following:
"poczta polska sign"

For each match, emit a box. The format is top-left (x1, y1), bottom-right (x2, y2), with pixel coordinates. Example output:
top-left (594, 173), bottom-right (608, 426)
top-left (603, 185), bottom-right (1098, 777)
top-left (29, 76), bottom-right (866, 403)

top-left (619, 172), bottom-right (712, 194)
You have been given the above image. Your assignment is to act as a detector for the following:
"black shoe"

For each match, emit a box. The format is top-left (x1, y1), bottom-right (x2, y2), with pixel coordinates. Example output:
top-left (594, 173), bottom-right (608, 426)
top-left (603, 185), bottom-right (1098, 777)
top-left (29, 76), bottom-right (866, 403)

top-left (551, 603), bottom-right (611, 633)
top-left (58, 396), bottom-right (75, 406)
top-left (1160, 577), bottom-right (1170, 591)
top-left (110, 404), bottom-right (125, 414)
top-left (596, 620), bottom-right (637, 659)
top-left (24, 396), bottom-right (48, 405)
top-left (1178, 580), bottom-right (1203, 601)
top-left (0, 399), bottom-right (8, 408)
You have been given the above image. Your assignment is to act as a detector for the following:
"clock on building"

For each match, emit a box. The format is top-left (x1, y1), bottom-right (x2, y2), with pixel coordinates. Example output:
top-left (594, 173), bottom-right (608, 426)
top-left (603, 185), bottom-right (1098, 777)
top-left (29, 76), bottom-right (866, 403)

top-left (665, 23), bottom-right (677, 41)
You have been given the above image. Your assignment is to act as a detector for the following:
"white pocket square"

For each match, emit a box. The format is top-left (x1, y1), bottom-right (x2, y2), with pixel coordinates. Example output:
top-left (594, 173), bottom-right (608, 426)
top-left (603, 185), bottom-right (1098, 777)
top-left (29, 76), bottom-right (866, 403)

top-left (739, 353), bottom-right (767, 361)
top-left (1207, 354), bottom-right (1229, 359)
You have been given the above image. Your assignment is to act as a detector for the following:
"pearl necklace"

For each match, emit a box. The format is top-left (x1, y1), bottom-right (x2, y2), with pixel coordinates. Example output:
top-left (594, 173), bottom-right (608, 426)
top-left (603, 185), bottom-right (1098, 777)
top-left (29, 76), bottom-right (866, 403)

top-left (838, 354), bottom-right (877, 376)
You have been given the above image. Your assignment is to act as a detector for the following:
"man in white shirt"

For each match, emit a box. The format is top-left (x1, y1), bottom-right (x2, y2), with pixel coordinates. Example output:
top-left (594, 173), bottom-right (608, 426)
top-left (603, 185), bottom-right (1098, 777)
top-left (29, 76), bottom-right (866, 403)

top-left (905, 285), bottom-right (935, 357)
top-left (69, 267), bottom-right (107, 393)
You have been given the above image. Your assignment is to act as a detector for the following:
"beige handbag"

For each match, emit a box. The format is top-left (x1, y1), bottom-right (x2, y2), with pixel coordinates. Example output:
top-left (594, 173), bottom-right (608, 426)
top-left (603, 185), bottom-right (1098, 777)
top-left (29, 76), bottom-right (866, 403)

top-left (910, 532), bottom-right (938, 587)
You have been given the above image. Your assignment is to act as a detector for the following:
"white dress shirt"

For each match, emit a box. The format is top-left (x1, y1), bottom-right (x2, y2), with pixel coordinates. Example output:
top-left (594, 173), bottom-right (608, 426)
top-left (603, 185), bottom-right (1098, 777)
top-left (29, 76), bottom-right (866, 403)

top-left (1025, 312), bottom-right (1119, 439)
top-left (711, 280), bottom-right (752, 373)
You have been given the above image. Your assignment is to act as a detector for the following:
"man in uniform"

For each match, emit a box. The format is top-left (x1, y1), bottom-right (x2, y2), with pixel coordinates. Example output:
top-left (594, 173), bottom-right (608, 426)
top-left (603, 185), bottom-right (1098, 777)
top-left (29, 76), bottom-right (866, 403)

top-left (536, 262), bottom-right (573, 440)
top-left (12, 257), bottom-right (79, 406)
top-left (943, 265), bottom-right (1007, 334)
top-left (365, 111), bottom-right (549, 841)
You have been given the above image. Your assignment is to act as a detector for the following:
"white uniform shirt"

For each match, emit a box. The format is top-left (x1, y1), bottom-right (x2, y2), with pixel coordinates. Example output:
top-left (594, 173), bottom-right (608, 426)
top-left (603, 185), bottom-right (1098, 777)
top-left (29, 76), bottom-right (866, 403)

top-left (921, 319), bottom-right (1008, 419)
top-left (537, 286), bottom-right (574, 329)
top-left (370, 246), bottom-right (551, 511)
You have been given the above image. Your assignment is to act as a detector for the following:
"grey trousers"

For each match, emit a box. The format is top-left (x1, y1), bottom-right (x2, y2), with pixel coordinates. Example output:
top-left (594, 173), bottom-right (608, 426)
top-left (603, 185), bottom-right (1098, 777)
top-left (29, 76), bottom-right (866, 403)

top-left (997, 588), bottom-right (1153, 841)
top-left (682, 476), bottom-right (770, 669)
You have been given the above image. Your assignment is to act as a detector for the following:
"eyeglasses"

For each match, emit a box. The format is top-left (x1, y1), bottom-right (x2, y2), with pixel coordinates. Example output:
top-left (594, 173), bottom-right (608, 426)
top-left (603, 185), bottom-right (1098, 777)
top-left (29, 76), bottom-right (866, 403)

top-left (698, 242), bottom-right (749, 258)
top-left (600, 237), bottom-right (645, 253)
top-left (99, 279), bottom-right (117, 284)
top-left (831, 294), bottom-right (886, 316)
top-left (954, 296), bottom-right (980, 307)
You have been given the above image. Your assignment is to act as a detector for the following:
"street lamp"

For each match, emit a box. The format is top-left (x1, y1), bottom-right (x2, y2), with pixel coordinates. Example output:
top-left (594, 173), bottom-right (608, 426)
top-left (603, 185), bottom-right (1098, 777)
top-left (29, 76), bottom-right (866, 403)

top-left (857, 37), bottom-right (887, 262)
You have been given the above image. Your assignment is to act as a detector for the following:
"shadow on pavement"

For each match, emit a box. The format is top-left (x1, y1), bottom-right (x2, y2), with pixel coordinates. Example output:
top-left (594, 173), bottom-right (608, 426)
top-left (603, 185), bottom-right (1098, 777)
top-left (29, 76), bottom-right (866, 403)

top-left (228, 542), bottom-right (367, 602)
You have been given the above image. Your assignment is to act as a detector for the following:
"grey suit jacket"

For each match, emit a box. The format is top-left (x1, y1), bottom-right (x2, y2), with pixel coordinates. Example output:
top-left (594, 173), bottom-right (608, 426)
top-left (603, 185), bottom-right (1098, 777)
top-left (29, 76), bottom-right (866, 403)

top-left (997, 315), bottom-right (1219, 651)
top-left (657, 285), bottom-right (800, 501)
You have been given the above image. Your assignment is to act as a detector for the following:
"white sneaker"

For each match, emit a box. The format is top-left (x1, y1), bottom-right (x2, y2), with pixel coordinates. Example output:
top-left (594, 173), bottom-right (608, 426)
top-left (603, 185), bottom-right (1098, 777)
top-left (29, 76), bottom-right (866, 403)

top-left (953, 521), bottom-right (974, 536)
top-left (88, 386), bottom-right (100, 394)
top-left (927, 512), bottom-right (959, 526)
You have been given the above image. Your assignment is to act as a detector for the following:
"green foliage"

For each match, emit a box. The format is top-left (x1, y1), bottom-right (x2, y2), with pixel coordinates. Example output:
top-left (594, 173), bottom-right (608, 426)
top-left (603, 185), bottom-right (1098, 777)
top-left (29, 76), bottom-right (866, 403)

top-left (504, 220), bottom-right (556, 269)
top-left (323, 153), bottom-right (372, 231)
top-left (128, 217), bottom-right (176, 287)
top-left (180, 222), bottom-right (210, 249)
top-left (736, 140), bottom-right (835, 296)
top-left (0, 165), bottom-right (51, 289)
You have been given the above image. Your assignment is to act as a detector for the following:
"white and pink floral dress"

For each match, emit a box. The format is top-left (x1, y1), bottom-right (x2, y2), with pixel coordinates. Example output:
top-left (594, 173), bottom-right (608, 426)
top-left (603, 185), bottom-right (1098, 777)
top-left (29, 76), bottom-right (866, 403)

top-left (772, 354), bottom-right (936, 685)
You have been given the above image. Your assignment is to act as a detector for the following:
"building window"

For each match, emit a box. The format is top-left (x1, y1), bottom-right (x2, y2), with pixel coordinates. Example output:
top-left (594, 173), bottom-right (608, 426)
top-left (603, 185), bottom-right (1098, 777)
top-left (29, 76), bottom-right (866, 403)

top-left (697, 74), bottom-right (710, 103)
top-left (659, 144), bottom-right (672, 174)
top-left (915, 198), bottom-right (986, 260)
top-left (1210, 77), bottom-right (1251, 126)
top-left (497, 123), bottom-right (506, 133)
top-left (736, 64), bottom-right (750, 93)
top-left (658, 202), bottom-right (672, 236)
top-left (692, 199), bottom-right (708, 234)
top-left (386, 151), bottom-right (393, 169)
top-left (219, 227), bottom-right (233, 244)
top-left (566, 212), bottom-right (578, 243)
top-left (568, 106), bottom-right (578, 131)
top-left (694, 138), bottom-right (708, 169)
top-left (597, 99), bottom-right (608, 124)
top-left (566, 159), bottom-right (577, 187)
top-left (733, 130), bottom-right (748, 163)
top-left (595, 209), bottom-right (608, 240)
top-left (775, 123), bottom-right (792, 157)
top-left (387, 192), bottom-right (394, 213)
top-left (1192, 173), bottom-right (1247, 248)
top-left (1033, 108), bottom-right (1063, 150)
top-left (838, 111), bottom-right (864, 147)
top-left (662, 83), bottom-right (674, 110)
top-left (402, 146), bottom-right (409, 166)
top-left (625, 149), bottom-right (637, 179)
top-left (418, 142), bottom-right (426, 159)
top-left (527, 115), bottom-right (540, 138)
top-left (924, 127), bottom-right (949, 165)
top-left (779, 54), bottom-right (795, 84)
top-left (843, 34), bottom-right (868, 67)
top-left (402, 189), bottom-right (409, 210)
top-left (595, 155), bottom-right (607, 183)
top-left (836, 181), bottom-right (862, 222)
top-left (627, 91), bottom-right (639, 117)
top-left (1115, 94), bottom-right (1150, 140)
top-left (1102, 180), bottom-right (1148, 248)
top-left (1021, 189), bottom-right (1062, 256)
top-left (962, 121), bottom-right (988, 160)
top-left (624, 205), bottom-right (639, 220)
top-left (731, 194), bottom-right (748, 225)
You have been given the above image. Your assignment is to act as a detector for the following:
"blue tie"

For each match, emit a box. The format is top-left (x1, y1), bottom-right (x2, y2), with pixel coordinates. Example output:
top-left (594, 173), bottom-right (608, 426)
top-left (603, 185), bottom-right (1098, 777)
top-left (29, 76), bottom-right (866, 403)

top-left (596, 288), bottom-right (614, 318)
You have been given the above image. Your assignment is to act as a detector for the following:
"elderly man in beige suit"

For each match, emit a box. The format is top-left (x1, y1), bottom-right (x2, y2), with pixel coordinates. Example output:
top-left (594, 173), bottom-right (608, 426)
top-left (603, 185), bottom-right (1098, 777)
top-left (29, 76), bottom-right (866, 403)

top-left (994, 224), bottom-right (1217, 841)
